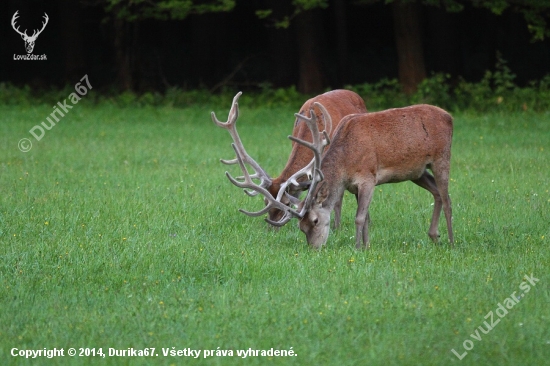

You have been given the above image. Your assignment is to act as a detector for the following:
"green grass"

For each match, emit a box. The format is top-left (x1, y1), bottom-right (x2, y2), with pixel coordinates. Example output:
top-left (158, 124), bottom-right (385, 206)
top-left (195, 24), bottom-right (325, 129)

top-left (0, 102), bottom-right (549, 365)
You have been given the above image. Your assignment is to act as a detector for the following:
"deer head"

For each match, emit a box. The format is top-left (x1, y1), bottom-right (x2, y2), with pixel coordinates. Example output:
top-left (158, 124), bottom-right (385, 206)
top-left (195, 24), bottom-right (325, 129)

top-left (12, 11), bottom-right (49, 54)
top-left (298, 180), bottom-right (339, 248)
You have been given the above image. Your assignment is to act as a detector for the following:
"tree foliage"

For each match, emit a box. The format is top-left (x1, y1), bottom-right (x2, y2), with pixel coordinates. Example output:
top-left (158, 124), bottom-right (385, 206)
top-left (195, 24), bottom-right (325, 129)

top-left (255, 0), bottom-right (328, 28)
top-left (104, 0), bottom-right (236, 21)
top-left (356, 0), bottom-right (550, 40)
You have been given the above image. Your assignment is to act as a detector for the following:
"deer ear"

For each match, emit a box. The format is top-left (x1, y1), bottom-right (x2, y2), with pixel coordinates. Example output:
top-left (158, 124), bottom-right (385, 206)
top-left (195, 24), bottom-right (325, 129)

top-left (314, 182), bottom-right (329, 205)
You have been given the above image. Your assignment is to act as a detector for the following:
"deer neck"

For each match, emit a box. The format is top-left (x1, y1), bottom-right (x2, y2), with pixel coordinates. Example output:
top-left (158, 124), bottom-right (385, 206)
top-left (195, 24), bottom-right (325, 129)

top-left (315, 167), bottom-right (345, 213)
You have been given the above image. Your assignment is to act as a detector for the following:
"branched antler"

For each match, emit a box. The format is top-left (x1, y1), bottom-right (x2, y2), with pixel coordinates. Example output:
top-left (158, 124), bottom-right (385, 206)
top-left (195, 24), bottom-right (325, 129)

top-left (11, 11), bottom-right (26, 38)
top-left (212, 92), bottom-right (331, 227)
top-left (211, 92), bottom-right (272, 196)
top-left (32, 13), bottom-right (49, 39)
top-left (266, 102), bottom-right (330, 226)
top-left (273, 102), bottom-right (331, 203)
top-left (11, 11), bottom-right (49, 39)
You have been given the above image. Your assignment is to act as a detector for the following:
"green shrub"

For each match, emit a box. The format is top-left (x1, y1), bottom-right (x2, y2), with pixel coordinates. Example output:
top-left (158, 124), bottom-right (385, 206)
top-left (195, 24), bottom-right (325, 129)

top-left (345, 78), bottom-right (407, 111)
top-left (410, 73), bottom-right (453, 109)
top-left (2, 56), bottom-right (549, 113)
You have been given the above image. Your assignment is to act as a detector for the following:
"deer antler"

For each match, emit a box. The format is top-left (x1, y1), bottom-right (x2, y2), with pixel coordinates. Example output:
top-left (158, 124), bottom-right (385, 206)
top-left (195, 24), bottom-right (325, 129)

top-left (213, 93), bottom-right (330, 227)
top-left (11, 11), bottom-right (27, 38)
top-left (224, 142), bottom-right (300, 220)
top-left (11, 11), bottom-right (48, 40)
top-left (273, 102), bottom-right (331, 202)
top-left (316, 101), bottom-right (333, 137)
top-left (265, 102), bottom-right (330, 226)
top-left (30, 13), bottom-right (49, 40)
top-left (211, 92), bottom-right (272, 196)
top-left (239, 107), bottom-right (328, 225)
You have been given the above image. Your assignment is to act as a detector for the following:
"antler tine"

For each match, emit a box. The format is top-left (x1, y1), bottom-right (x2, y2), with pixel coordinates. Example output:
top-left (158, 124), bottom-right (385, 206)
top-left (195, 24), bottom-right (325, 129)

top-left (11, 11), bottom-right (27, 37)
top-left (314, 102), bottom-right (333, 138)
top-left (262, 192), bottom-right (299, 226)
top-left (211, 91), bottom-right (241, 128)
top-left (289, 107), bottom-right (326, 162)
top-left (239, 205), bottom-right (272, 217)
top-left (266, 192), bottom-right (303, 226)
top-left (225, 145), bottom-right (301, 219)
top-left (265, 211), bottom-right (294, 227)
top-left (32, 13), bottom-right (49, 38)
top-left (225, 143), bottom-right (263, 197)
top-left (274, 159), bottom-right (314, 201)
top-left (289, 108), bottom-right (328, 165)
top-left (211, 92), bottom-right (272, 189)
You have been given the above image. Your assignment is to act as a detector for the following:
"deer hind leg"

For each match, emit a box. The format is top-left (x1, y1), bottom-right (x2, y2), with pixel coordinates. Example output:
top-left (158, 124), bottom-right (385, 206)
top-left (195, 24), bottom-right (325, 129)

top-left (354, 193), bottom-right (371, 225)
top-left (412, 171), bottom-right (443, 242)
top-left (355, 183), bottom-right (375, 250)
top-left (430, 160), bottom-right (454, 245)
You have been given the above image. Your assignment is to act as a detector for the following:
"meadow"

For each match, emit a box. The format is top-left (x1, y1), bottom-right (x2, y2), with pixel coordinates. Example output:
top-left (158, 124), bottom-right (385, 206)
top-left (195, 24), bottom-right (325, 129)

top-left (0, 98), bottom-right (548, 365)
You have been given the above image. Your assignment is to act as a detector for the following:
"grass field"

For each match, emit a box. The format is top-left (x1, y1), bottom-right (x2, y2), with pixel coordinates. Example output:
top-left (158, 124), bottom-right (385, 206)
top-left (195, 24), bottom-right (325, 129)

top-left (0, 99), bottom-right (549, 365)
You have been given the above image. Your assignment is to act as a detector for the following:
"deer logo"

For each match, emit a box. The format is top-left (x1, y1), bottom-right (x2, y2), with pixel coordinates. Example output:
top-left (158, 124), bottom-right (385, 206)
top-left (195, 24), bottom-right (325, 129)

top-left (11, 10), bottom-right (49, 54)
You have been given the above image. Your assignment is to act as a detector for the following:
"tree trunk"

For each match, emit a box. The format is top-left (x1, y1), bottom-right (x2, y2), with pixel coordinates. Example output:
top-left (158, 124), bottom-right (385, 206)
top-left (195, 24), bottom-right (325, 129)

top-left (267, 0), bottom-right (297, 87)
top-left (189, 13), bottom-right (229, 87)
top-left (294, 9), bottom-right (326, 94)
top-left (334, 0), bottom-right (348, 86)
top-left (392, 0), bottom-right (426, 95)
top-left (426, 6), bottom-right (460, 78)
top-left (59, 0), bottom-right (85, 83)
top-left (113, 17), bottom-right (133, 90)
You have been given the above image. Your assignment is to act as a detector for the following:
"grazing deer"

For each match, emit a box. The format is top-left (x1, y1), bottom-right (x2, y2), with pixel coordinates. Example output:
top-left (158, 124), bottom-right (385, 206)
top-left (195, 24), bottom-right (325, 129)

top-left (296, 105), bottom-right (454, 249)
top-left (11, 11), bottom-right (49, 54)
top-left (211, 90), bottom-right (367, 228)
top-left (214, 94), bottom-right (454, 249)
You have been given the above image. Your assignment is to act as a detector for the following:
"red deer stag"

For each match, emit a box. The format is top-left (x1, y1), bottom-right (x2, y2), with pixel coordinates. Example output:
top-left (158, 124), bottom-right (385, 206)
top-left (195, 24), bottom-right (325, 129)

top-left (211, 90), bottom-right (367, 228)
top-left (216, 99), bottom-right (454, 249)
top-left (295, 105), bottom-right (454, 249)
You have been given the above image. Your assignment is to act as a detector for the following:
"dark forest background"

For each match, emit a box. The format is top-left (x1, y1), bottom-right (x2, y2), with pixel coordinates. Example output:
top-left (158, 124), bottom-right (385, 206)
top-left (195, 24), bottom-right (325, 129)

top-left (1, 0), bottom-right (550, 96)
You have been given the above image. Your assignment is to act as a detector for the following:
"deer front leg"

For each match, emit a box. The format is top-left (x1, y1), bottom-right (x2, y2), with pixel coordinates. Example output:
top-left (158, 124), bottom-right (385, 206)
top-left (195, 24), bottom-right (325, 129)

top-left (332, 192), bottom-right (344, 230)
top-left (354, 182), bottom-right (374, 250)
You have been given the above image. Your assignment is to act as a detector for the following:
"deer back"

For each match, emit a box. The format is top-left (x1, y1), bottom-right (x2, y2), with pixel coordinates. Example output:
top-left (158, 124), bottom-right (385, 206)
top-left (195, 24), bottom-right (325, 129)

top-left (269, 89), bottom-right (367, 196)
top-left (320, 104), bottom-right (453, 190)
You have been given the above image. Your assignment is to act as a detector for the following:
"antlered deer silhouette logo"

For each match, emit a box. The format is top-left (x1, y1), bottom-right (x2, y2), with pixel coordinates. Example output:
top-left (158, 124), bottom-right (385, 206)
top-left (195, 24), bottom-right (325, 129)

top-left (11, 10), bottom-right (49, 54)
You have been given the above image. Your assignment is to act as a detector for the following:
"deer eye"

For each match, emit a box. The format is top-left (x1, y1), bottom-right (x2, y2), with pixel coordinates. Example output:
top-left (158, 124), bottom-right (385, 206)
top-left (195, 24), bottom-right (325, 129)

top-left (313, 217), bottom-right (319, 225)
